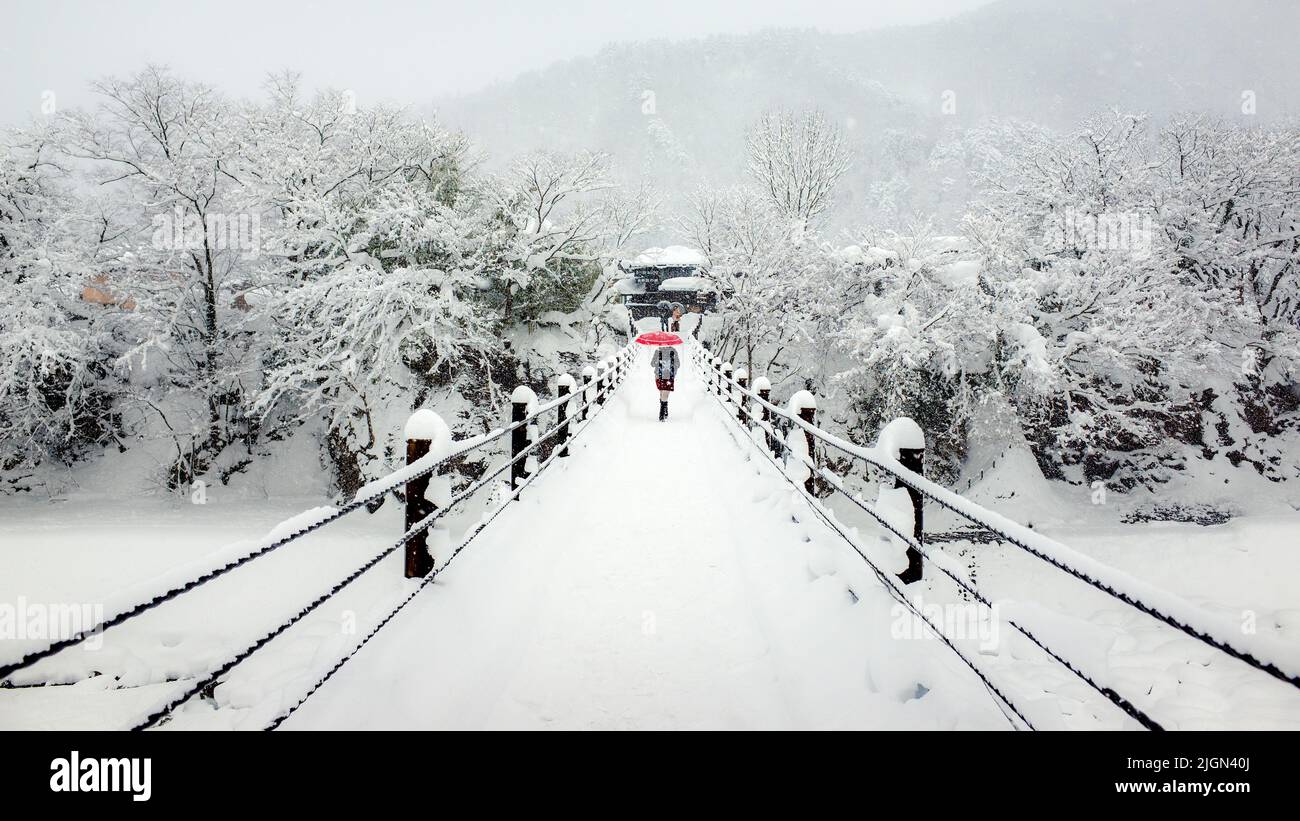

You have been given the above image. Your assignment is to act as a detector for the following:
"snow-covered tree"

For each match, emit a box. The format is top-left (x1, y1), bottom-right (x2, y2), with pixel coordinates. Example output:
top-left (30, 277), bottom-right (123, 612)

top-left (483, 150), bottom-right (655, 325)
top-left (51, 66), bottom-right (265, 484)
top-left (254, 264), bottom-right (495, 496)
top-left (681, 185), bottom-right (825, 382)
top-left (746, 109), bottom-right (852, 228)
top-left (0, 127), bottom-right (123, 481)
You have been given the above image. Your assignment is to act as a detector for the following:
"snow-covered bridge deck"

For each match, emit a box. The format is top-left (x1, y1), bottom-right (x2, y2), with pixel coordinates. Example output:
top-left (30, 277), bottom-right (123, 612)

top-left (275, 345), bottom-right (1004, 729)
top-left (2, 318), bottom-right (1298, 731)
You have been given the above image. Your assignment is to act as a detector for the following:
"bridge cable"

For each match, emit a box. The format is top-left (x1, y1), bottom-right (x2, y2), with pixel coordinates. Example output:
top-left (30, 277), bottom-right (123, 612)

top-left (694, 345), bottom-right (1036, 730)
top-left (131, 358), bottom-right (631, 730)
top-left (698, 344), bottom-right (1300, 693)
top-left (259, 366), bottom-right (633, 731)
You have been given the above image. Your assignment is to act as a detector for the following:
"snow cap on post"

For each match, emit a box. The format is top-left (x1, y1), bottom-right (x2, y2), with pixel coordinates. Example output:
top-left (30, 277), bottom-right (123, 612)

top-left (403, 409), bottom-right (453, 454)
top-left (876, 417), bottom-right (925, 461)
top-left (753, 375), bottom-right (772, 392)
top-left (511, 385), bottom-right (539, 416)
top-left (734, 367), bottom-right (748, 382)
top-left (556, 373), bottom-right (576, 390)
top-left (788, 390), bottom-right (817, 414)
top-left (581, 365), bottom-right (597, 379)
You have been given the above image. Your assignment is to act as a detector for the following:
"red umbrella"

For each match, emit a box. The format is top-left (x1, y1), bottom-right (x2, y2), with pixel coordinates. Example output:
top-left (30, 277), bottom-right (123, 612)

top-left (635, 331), bottom-right (683, 346)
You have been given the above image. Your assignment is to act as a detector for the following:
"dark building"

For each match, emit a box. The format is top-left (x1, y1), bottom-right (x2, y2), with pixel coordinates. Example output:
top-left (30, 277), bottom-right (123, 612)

top-left (617, 248), bottom-right (717, 320)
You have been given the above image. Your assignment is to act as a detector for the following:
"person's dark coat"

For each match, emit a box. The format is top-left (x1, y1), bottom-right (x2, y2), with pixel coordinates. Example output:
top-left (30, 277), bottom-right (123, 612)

top-left (652, 346), bottom-right (679, 380)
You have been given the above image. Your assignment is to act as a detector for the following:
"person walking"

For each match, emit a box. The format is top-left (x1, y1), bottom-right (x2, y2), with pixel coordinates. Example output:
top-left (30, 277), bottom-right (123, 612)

top-left (656, 299), bottom-right (672, 332)
top-left (670, 303), bottom-right (683, 332)
top-left (652, 344), bottom-right (680, 421)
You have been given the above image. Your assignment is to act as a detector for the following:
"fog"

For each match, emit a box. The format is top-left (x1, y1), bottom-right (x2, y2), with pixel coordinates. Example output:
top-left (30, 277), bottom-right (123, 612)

top-left (0, 0), bottom-right (992, 123)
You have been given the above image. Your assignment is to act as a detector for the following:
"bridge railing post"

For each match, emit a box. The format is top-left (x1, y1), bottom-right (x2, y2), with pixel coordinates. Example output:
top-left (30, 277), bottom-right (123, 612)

top-left (581, 366), bottom-right (596, 419)
top-left (754, 376), bottom-right (773, 452)
top-left (876, 418), bottom-right (926, 585)
top-left (897, 444), bottom-right (925, 585)
top-left (403, 409), bottom-right (448, 579)
top-left (510, 386), bottom-right (538, 489)
top-left (720, 362), bottom-right (732, 401)
top-left (556, 374), bottom-right (574, 457)
top-left (791, 391), bottom-right (817, 497)
top-left (734, 368), bottom-right (748, 425)
top-left (596, 360), bottom-right (609, 406)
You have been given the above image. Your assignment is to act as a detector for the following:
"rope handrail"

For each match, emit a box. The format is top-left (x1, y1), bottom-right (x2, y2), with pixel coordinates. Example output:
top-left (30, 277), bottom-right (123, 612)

top-left (0, 344), bottom-right (637, 686)
top-left (687, 336), bottom-right (1300, 692)
top-left (131, 359), bottom-right (632, 730)
top-left (696, 353), bottom-right (1034, 729)
top-left (812, 464), bottom-right (1164, 730)
top-left (260, 360), bottom-right (633, 730)
top-left (399, 345), bottom-right (635, 545)
top-left (703, 354), bottom-right (1163, 726)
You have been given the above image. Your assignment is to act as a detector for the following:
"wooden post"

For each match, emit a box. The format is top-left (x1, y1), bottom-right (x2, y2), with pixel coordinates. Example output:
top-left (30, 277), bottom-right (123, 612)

top-left (795, 394), bottom-right (817, 497)
top-left (510, 388), bottom-right (534, 489)
top-left (897, 447), bottom-right (925, 584)
top-left (556, 374), bottom-right (574, 457)
top-left (581, 366), bottom-right (596, 420)
top-left (596, 361), bottom-right (609, 406)
top-left (721, 362), bottom-right (732, 400)
top-left (754, 376), bottom-right (773, 452)
top-left (403, 410), bottom-right (445, 579)
top-left (734, 368), bottom-right (749, 425)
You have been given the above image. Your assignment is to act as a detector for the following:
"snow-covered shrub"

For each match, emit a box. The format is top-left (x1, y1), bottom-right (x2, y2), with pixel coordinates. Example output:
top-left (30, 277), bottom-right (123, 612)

top-left (0, 131), bottom-right (122, 482)
top-left (254, 264), bottom-right (496, 497)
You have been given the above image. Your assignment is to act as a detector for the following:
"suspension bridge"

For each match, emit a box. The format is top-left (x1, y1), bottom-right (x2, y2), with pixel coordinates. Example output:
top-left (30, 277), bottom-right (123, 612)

top-left (1, 315), bottom-right (1297, 731)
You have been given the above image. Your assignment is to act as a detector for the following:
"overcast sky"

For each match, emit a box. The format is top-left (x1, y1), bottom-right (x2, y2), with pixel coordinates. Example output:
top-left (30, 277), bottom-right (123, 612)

top-left (1, 0), bottom-right (993, 123)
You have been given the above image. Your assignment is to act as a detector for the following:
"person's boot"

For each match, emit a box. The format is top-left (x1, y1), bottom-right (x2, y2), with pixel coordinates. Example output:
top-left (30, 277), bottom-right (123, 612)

top-left (659, 400), bottom-right (668, 421)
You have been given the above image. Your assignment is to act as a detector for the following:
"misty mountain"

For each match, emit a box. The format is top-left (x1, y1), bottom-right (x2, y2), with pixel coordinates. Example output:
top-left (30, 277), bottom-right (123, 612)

top-left (434, 0), bottom-right (1300, 232)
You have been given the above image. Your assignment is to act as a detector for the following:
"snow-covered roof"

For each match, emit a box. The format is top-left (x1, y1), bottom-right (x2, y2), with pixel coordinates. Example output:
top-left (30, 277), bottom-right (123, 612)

top-left (658, 276), bottom-right (709, 292)
top-left (626, 245), bottom-right (706, 268)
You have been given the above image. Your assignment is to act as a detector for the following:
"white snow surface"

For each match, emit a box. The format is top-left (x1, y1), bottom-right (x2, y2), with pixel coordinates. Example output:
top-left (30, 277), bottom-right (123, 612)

top-left (788, 389), bottom-right (817, 413)
top-left (877, 417), bottom-right (926, 457)
top-left (510, 385), bottom-right (539, 407)
top-left (267, 347), bottom-right (1005, 729)
top-left (658, 276), bottom-right (709, 292)
top-left (403, 409), bottom-right (452, 445)
top-left (2, 322), bottom-right (1297, 730)
top-left (627, 245), bottom-right (706, 268)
